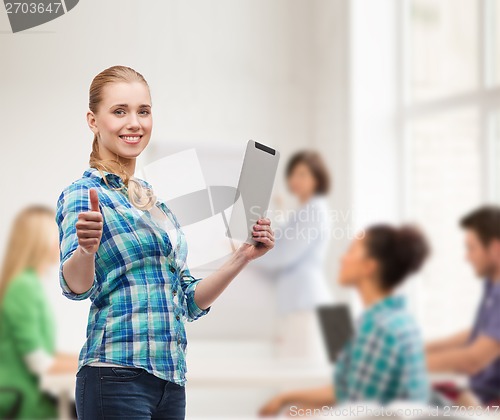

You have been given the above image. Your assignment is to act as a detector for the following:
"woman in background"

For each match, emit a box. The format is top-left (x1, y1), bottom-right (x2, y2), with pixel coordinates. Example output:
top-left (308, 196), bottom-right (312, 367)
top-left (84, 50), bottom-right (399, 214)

top-left (0, 206), bottom-right (78, 419)
top-left (259, 224), bottom-right (431, 415)
top-left (252, 150), bottom-right (333, 362)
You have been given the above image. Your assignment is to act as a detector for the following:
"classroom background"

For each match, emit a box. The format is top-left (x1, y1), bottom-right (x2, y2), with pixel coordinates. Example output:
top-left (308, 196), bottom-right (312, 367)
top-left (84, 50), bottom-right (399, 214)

top-left (1, 0), bottom-right (500, 417)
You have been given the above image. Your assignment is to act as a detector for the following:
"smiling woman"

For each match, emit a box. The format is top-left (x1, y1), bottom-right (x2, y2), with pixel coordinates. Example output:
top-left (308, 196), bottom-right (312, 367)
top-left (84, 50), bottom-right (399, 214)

top-left (56, 65), bottom-right (276, 420)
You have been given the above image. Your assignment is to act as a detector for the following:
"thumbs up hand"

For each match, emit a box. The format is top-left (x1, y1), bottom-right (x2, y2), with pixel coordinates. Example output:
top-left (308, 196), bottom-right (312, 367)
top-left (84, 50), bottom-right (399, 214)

top-left (76, 188), bottom-right (103, 255)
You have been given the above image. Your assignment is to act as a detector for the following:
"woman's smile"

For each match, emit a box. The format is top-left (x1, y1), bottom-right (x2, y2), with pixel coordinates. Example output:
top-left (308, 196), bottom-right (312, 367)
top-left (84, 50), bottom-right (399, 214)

top-left (119, 134), bottom-right (143, 144)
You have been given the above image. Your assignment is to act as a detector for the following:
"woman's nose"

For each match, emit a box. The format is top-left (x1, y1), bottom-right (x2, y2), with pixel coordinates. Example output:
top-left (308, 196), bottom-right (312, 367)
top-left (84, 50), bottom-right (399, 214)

top-left (126, 115), bottom-right (141, 129)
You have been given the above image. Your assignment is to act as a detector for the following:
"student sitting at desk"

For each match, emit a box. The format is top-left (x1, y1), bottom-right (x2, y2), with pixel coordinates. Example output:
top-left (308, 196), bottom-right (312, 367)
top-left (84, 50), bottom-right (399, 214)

top-left (426, 206), bottom-right (500, 407)
top-left (259, 224), bottom-right (431, 416)
top-left (0, 206), bottom-right (78, 419)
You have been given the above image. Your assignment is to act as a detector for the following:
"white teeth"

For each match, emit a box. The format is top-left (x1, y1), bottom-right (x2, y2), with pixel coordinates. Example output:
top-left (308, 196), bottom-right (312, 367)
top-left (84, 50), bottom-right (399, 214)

top-left (121, 136), bottom-right (141, 141)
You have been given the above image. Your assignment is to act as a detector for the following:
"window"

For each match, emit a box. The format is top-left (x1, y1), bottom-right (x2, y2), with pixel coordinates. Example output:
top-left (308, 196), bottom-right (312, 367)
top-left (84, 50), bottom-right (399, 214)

top-left (493, 1), bottom-right (500, 84)
top-left (408, 108), bottom-right (482, 336)
top-left (410, 0), bottom-right (478, 102)
top-left (490, 112), bottom-right (500, 200)
top-left (401, 0), bottom-right (500, 339)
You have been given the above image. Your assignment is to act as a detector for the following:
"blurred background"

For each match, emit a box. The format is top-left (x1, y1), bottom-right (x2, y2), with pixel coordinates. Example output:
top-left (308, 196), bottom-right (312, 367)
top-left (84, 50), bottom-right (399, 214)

top-left (1, 0), bottom-right (500, 417)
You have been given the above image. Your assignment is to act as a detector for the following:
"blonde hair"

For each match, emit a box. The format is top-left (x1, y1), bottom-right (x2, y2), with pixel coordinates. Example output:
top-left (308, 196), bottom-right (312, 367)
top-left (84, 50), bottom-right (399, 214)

top-left (89, 65), bottom-right (150, 190)
top-left (0, 205), bottom-right (56, 305)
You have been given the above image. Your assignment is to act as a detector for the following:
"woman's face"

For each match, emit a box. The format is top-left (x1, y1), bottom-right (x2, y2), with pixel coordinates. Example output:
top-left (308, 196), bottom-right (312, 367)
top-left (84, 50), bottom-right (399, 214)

top-left (87, 81), bottom-right (152, 162)
top-left (287, 163), bottom-right (317, 200)
top-left (338, 237), bottom-right (377, 287)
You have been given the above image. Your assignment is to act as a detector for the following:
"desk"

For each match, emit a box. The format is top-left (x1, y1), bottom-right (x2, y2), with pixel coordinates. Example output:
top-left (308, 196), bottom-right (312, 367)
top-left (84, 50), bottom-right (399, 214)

top-left (429, 373), bottom-right (468, 387)
top-left (40, 373), bottom-right (74, 419)
top-left (40, 361), bottom-right (470, 419)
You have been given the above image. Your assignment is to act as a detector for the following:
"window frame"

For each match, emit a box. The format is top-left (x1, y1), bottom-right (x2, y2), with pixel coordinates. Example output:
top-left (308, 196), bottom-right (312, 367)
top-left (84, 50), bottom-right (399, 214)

top-left (397, 0), bottom-right (500, 329)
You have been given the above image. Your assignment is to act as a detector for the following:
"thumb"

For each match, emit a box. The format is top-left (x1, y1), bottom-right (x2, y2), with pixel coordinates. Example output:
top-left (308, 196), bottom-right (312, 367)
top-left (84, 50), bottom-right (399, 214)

top-left (89, 188), bottom-right (100, 213)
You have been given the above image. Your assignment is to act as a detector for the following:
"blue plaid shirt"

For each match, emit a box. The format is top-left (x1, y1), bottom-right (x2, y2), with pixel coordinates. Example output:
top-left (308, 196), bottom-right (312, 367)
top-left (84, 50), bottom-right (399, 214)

top-left (56, 167), bottom-right (210, 385)
top-left (334, 295), bottom-right (430, 405)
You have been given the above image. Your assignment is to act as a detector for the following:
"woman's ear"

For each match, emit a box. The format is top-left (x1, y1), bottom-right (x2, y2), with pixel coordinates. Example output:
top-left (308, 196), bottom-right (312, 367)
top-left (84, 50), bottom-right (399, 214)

top-left (86, 110), bottom-right (98, 135)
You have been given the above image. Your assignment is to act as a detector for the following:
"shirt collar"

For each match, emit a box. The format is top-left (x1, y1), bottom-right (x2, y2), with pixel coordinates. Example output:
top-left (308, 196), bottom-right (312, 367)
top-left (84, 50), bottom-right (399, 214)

top-left (83, 167), bottom-right (153, 190)
top-left (486, 278), bottom-right (500, 296)
top-left (365, 294), bottom-right (406, 317)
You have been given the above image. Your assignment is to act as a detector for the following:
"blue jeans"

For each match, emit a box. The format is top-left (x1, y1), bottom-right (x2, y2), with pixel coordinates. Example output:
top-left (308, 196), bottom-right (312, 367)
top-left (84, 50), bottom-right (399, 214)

top-left (75, 365), bottom-right (186, 419)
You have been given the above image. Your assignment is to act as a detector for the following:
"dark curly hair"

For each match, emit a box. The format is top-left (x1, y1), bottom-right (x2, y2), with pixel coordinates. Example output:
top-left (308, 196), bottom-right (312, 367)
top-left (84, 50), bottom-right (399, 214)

top-left (364, 224), bottom-right (430, 291)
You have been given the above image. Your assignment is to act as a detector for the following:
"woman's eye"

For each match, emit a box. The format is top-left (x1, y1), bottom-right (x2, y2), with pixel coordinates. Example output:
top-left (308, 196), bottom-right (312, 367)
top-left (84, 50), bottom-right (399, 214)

top-left (114, 109), bottom-right (125, 115)
top-left (139, 110), bottom-right (151, 116)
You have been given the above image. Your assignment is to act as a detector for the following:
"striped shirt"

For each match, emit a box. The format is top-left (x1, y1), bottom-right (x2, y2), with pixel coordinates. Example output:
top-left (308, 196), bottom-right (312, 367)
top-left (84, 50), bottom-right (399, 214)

top-left (56, 167), bottom-right (210, 385)
top-left (334, 295), bottom-right (430, 405)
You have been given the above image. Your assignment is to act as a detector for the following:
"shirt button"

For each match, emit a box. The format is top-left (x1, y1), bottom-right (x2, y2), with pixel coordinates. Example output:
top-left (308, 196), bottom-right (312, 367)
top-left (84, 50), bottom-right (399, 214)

top-left (177, 338), bottom-right (181, 344)
top-left (176, 315), bottom-right (180, 321)
top-left (169, 266), bottom-right (176, 274)
top-left (172, 290), bottom-right (177, 296)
